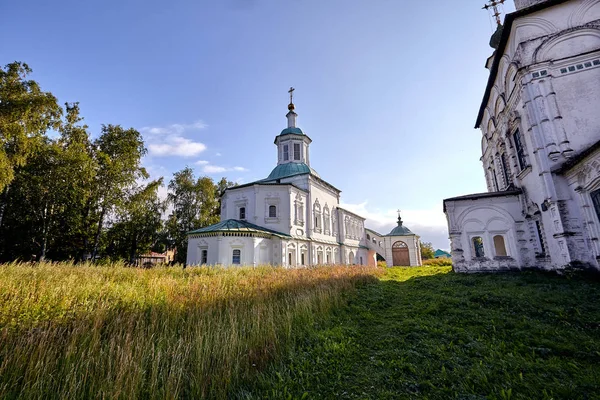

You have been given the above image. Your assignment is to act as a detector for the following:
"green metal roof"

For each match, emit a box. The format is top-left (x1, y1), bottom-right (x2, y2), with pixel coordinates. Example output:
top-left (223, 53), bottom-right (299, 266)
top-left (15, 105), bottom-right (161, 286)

top-left (434, 249), bottom-right (451, 258)
top-left (386, 217), bottom-right (415, 236)
top-left (264, 162), bottom-right (320, 180)
top-left (279, 127), bottom-right (304, 136)
top-left (188, 219), bottom-right (291, 238)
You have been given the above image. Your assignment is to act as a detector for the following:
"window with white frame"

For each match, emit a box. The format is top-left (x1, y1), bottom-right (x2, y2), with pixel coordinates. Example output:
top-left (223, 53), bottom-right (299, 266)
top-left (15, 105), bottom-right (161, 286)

top-left (239, 207), bottom-right (246, 220)
top-left (201, 249), bottom-right (208, 264)
top-left (493, 235), bottom-right (507, 256)
top-left (313, 200), bottom-right (322, 232)
top-left (232, 249), bottom-right (241, 265)
top-left (472, 236), bottom-right (485, 258)
top-left (283, 144), bottom-right (289, 161)
top-left (294, 143), bottom-right (301, 160)
top-left (269, 205), bottom-right (277, 218)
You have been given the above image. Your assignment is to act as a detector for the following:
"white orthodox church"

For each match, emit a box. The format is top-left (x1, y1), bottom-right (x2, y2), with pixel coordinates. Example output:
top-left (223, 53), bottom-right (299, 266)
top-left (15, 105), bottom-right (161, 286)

top-left (444, 0), bottom-right (600, 272)
top-left (186, 94), bottom-right (422, 267)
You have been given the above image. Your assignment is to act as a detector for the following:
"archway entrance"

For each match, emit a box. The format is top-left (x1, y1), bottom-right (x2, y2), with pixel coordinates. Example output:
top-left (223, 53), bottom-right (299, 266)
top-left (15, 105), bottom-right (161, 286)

top-left (392, 241), bottom-right (410, 266)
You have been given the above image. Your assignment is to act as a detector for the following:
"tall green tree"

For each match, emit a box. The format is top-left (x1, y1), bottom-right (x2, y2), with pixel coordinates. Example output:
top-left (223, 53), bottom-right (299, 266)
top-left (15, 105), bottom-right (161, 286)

top-left (106, 179), bottom-right (166, 264)
top-left (0, 62), bottom-right (61, 228)
top-left (420, 241), bottom-right (435, 260)
top-left (90, 124), bottom-right (146, 260)
top-left (166, 168), bottom-right (221, 264)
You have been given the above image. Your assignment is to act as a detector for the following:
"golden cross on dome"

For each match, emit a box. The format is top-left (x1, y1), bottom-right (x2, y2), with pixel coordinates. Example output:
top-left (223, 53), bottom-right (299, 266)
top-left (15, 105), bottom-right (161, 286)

top-left (483, 0), bottom-right (505, 26)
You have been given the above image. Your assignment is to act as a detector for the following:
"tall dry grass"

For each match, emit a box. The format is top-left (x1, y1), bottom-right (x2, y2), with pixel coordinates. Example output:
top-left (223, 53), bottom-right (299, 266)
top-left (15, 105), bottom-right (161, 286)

top-left (0, 261), bottom-right (382, 399)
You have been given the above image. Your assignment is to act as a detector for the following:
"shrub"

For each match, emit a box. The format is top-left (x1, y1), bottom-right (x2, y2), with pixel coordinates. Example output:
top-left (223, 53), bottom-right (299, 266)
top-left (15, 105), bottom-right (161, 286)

top-left (423, 257), bottom-right (453, 267)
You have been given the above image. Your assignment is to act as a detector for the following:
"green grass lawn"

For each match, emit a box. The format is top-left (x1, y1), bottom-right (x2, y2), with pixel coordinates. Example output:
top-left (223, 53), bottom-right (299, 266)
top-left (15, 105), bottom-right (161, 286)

top-left (243, 267), bottom-right (600, 400)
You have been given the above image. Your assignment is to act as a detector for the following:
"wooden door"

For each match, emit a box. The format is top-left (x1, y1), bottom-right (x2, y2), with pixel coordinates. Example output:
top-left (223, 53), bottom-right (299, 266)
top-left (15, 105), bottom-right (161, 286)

top-left (392, 241), bottom-right (410, 266)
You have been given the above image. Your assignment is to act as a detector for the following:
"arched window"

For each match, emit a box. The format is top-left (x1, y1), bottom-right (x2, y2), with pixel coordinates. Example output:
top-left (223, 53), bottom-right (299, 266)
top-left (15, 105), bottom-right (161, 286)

top-left (232, 249), bottom-right (241, 265)
top-left (367, 234), bottom-right (371, 240)
top-left (269, 205), bottom-right (277, 218)
top-left (313, 200), bottom-right (322, 232)
top-left (239, 207), bottom-right (246, 220)
top-left (493, 235), bottom-right (507, 256)
top-left (348, 251), bottom-right (355, 264)
top-left (472, 237), bottom-right (485, 258)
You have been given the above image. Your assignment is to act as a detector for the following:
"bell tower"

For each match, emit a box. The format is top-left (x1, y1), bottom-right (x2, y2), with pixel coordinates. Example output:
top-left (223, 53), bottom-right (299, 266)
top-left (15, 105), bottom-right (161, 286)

top-left (274, 88), bottom-right (312, 167)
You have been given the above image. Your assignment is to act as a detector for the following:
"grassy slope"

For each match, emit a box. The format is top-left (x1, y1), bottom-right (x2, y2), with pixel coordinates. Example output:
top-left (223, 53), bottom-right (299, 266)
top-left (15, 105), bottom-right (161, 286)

top-left (245, 267), bottom-right (600, 400)
top-left (0, 263), bottom-right (380, 399)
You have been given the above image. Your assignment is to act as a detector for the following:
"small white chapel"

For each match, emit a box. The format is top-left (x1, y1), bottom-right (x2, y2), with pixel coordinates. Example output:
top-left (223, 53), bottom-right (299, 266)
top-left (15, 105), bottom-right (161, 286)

top-left (444, 0), bottom-right (600, 272)
top-left (186, 91), bottom-right (422, 267)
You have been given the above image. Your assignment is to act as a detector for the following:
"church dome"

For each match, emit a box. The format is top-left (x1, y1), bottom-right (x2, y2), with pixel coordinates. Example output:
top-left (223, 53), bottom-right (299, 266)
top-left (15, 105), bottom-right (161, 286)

top-left (386, 215), bottom-right (415, 236)
top-left (279, 127), bottom-right (304, 136)
top-left (265, 162), bottom-right (319, 180)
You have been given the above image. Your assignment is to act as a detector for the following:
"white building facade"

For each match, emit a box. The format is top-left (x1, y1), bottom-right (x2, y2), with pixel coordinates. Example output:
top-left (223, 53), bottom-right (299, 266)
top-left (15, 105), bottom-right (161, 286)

top-left (187, 99), bottom-right (422, 267)
top-left (444, 0), bottom-right (600, 272)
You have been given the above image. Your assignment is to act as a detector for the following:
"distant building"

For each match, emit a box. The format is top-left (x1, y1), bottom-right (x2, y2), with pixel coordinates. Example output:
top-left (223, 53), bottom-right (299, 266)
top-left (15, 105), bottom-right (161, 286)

top-left (434, 249), bottom-right (451, 259)
top-left (186, 95), bottom-right (422, 267)
top-left (137, 250), bottom-right (175, 268)
top-left (444, 0), bottom-right (600, 272)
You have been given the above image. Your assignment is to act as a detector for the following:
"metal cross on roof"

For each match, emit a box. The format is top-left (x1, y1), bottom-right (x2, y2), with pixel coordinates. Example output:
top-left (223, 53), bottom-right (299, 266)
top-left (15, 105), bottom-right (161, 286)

top-left (288, 87), bottom-right (295, 104)
top-left (483, 0), bottom-right (506, 26)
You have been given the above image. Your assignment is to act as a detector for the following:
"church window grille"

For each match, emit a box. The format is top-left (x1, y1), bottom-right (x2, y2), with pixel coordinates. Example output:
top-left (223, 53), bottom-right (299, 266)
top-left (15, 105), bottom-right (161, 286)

top-left (283, 145), bottom-right (289, 161)
top-left (301, 253), bottom-right (305, 265)
top-left (472, 237), bottom-right (485, 258)
top-left (513, 129), bottom-right (527, 170)
top-left (239, 207), bottom-right (246, 220)
top-left (535, 220), bottom-right (547, 255)
top-left (493, 235), bottom-right (507, 257)
top-left (269, 205), bottom-right (277, 218)
top-left (293, 143), bottom-right (301, 160)
top-left (201, 250), bottom-right (208, 264)
top-left (232, 249), bottom-right (241, 265)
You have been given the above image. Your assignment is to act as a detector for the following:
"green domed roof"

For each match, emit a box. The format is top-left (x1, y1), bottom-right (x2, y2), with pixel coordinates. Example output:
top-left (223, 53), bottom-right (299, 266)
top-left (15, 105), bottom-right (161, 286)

top-left (386, 216), bottom-right (415, 236)
top-left (279, 127), bottom-right (304, 136)
top-left (265, 162), bottom-right (319, 181)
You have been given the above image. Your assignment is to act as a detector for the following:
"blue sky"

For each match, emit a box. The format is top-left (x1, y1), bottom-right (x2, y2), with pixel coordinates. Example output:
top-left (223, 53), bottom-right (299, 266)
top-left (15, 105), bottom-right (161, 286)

top-left (0, 0), bottom-right (515, 250)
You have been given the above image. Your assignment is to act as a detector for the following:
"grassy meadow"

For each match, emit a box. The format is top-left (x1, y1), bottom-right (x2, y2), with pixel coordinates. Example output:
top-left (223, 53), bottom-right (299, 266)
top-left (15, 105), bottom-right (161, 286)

top-left (248, 267), bottom-right (600, 399)
top-left (2, 263), bottom-right (600, 399)
top-left (0, 262), bottom-right (380, 399)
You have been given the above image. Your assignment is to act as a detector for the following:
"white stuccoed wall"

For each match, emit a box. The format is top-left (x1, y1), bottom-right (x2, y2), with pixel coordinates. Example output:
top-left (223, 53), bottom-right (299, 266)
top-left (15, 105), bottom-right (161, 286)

top-left (446, 0), bottom-right (600, 272)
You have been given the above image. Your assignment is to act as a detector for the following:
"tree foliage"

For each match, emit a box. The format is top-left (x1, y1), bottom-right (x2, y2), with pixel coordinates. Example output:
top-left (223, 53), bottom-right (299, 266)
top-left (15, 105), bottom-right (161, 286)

top-left (0, 62), bottom-right (230, 264)
top-left (420, 241), bottom-right (435, 260)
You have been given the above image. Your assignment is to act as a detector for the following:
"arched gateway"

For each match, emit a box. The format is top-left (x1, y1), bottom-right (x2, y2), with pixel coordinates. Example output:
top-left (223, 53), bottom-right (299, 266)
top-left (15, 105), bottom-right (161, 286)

top-left (392, 241), bottom-right (410, 266)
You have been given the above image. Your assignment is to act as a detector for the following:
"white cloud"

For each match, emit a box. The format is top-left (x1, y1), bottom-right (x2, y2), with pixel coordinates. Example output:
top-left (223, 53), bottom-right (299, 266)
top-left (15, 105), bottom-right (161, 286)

top-left (195, 160), bottom-right (209, 165)
top-left (215, 152), bottom-right (222, 156)
top-left (201, 164), bottom-right (249, 175)
top-left (140, 120), bottom-right (208, 157)
top-left (203, 165), bottom-right (228, 174)
top-left (339, 200), bottom-right (450, 251)
top-left (148, 137), bottom-right (207, 157)
top-left (140, 120), bottom-right (208, 136)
